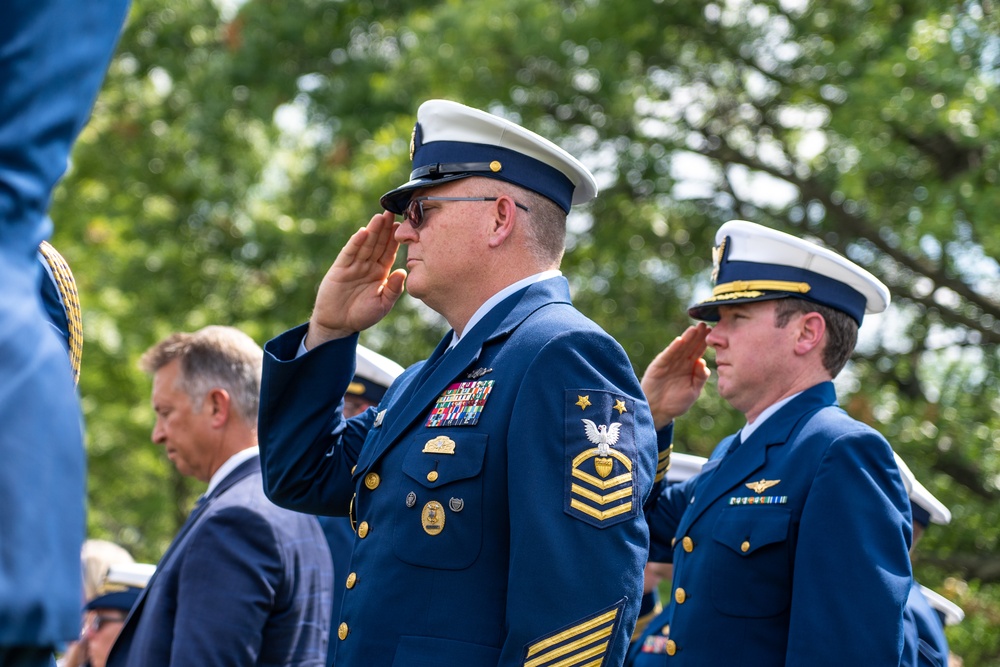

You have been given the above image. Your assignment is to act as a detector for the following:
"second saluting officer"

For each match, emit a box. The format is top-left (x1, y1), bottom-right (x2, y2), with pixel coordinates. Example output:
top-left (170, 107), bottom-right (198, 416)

top-left (258, 99), bottom-right (665, 667)
top-left (641, 220), bottom-right (913, 665)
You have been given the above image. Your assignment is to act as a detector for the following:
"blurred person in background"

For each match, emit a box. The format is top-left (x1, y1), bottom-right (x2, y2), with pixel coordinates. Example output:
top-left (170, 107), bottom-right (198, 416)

top-left (61, 563), bottom-right (154, 667)
top-left (894, 453), bottom-right (965, 667)
top-left (106, 326), bottom-right (333, 667)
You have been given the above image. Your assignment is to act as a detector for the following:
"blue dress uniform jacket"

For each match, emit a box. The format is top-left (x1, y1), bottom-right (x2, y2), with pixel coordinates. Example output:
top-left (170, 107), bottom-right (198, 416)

top-left (106, 457), bottom-right (333, 667)
top-left (902, 580), bottom-right (950, 667)
top-left (258, 276), bottom-right (660, 667)
top-left (0, 0), bottom-right (128, 653)
top-left (647, 382), bottom-right (912, 666)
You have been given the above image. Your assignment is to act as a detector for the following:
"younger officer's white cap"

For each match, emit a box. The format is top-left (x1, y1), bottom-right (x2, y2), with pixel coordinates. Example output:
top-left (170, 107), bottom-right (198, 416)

top-left (347, 344), bottom-right (405, 404)
top-left (893, 452), bottom-right (952, 527)
top-left (380, 99), bottom-right (598, 215)
top-left (689, 220), bottom-right (890, 325)
top-left (666, 452), bottom-right (707, 484)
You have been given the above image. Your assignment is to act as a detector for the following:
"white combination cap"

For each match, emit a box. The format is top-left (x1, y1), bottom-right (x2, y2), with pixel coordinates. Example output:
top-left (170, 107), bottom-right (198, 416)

top-left (381, 99), bottom-right (598, 214)
top-left (689, 220), bottom-right (890, 325)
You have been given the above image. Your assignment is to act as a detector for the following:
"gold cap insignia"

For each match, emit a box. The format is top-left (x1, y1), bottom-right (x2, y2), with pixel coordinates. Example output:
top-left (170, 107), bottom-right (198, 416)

top-left (711, 236), bottom-right (727, 284)
top-left (346, 381), bottom-right (365, 396)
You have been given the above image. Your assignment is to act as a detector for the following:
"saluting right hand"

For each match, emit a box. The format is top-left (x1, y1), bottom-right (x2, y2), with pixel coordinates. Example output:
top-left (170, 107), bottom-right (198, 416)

top-left (641, 323), bottom-right (712, 430)
top-left (305, 211), bottom-right (408, 350)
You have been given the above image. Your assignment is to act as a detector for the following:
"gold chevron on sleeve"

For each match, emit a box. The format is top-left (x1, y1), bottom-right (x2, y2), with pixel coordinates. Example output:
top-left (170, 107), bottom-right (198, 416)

top-left (524, 606), bottom-right (620, 667)
top-left (655, 444), bottom-right (673, 483)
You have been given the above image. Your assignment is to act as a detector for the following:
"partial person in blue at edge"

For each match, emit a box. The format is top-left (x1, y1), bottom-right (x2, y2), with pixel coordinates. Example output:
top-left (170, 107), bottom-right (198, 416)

top-left (1, 2), bottom-right (128, 665)
top-left (317, 344), bottom-right (404, 667)
top-left (106, 326), bottom-right (333, 667)
top-left (257, 99), bottom-right (668, 667)
top-left (625, 453), bottom-right (706, 667)
top-left (895, 453), bottom-right (965, 667)
top-left (640, 219), bottom-right (913, 665)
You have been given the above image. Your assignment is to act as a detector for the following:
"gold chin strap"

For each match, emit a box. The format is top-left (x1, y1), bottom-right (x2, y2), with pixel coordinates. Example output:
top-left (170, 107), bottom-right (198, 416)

top-left (713, 279), bottom-right (811, 296)
top-left (38, 240), bottom-right (83, 385)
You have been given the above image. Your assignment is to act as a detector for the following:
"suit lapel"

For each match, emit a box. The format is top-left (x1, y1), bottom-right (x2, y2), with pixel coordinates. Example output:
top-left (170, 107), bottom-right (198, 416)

top-left (116, 458), bottom-right (260, 633)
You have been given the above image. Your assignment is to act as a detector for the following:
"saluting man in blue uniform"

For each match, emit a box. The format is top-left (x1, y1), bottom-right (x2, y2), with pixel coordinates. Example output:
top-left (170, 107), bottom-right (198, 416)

top-left (894, 452), bottom-right (965, 667)
top-left (257, 99), bottom-right (667, 667)
top-left (641, 220), bottom-right (913, 665)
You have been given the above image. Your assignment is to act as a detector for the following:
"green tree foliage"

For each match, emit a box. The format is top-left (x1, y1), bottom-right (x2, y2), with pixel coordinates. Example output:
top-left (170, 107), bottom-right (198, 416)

top-left (51, 0), bottom-right (999, 661)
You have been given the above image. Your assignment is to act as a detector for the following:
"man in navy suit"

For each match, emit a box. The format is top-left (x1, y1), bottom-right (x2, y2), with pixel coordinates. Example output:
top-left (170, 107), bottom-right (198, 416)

top-left (641, 220), bottom-right (912, 665)
top-left (1, 3), bottom-right (127, 664)
top-left (895, 453), bottom-right (964, 667)
top-left (106, 326), bottom-right (333, 667)
top-left (258, 99), bottom-right (665, 666)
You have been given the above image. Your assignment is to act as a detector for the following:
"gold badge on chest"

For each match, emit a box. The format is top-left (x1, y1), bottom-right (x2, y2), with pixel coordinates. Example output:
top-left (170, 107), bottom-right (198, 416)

top-left (423, 435), bottom-right (456, 455)
top-left (421, 500), bottom-right (445, 535)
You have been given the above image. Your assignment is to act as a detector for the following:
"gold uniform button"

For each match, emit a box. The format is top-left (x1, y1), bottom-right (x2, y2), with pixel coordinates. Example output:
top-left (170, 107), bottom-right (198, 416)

top-left (671, 537), bottom-right (676, 548)
top-left (666, 639), bottom-right (677, 656)
top-left (338, 622), bottom-right (349, 640)
top-left (364, 472), bottom-right (380, 490)
top-left (427, 470), bottom-right (439, 482)
top-left (682, 536), bottom-right (694, 553)
top-left (741, 540), bottom-right (750, 553)
top-left (345, 572), bottom-right (357, 589)
top-left (357, 521), bottom-right (369, 538)
top-left (675, 587), bottom-right (686, 604)
top-left (351, 465), bottom-right (357, 475)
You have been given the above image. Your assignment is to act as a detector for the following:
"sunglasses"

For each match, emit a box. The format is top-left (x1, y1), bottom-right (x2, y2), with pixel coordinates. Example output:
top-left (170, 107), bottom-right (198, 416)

top-left (403, 196), bottom-right (530, 229)
top-left (86, 613), bottom-right (127, 634)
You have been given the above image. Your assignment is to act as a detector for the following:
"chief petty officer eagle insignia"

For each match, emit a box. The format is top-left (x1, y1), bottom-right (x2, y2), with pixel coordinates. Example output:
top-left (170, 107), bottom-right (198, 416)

top-left (582, 418), bottom-right (622, 478)
top-left (566, 391), bottom-right (638, 528)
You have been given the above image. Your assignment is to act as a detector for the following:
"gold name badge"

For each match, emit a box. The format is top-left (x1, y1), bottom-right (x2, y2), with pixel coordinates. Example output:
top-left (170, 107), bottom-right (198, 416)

top-left (421, 501), bottom-right (445, 536)
top-left (423, 435), bottom-right (456, 455)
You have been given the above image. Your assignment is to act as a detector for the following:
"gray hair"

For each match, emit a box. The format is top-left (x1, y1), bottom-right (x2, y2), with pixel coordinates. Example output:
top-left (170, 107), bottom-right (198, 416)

top-left (140, 325), bottom-right (263, 424)
top-left (467, 177), bottom-right (567, 265)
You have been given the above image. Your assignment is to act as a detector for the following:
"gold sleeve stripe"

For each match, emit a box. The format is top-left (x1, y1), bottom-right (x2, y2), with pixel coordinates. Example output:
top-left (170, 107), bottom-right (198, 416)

top-left (655, 444), bottom-right (672, 483)
top-left (569, 499), bottom-right (633, 521)
top-left (571, 468), bottom-right (633, 490)
top-left (570, 484), bottom-right (633, 505)
top-left (526, 639), bottom-right (609, 667)
top-left (713, 279), bottom-right (811, 296)
top-left (38, 241), bottom-right (83, 385)
top-left (524, 607), bottom-right (618, 667)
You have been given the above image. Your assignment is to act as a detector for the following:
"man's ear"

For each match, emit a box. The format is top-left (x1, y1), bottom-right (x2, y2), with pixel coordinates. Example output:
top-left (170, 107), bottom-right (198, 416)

top-left (206, 388), bottom-right (231, 427)
top-left (487, 196), bottom-right (519, 248)
top-left (794, 311), bottom-right (826, 356)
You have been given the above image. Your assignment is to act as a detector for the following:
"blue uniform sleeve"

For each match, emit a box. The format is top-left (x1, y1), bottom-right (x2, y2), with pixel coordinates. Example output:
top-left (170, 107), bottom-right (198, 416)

top-left (499, 328), bottom-right (657, 666)
top-left (258, 326), bottom-right (370, 516)
top-left (785, 429), bottom-right (912, 666)
top-left (643, 424), bottom-right (675, 514)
